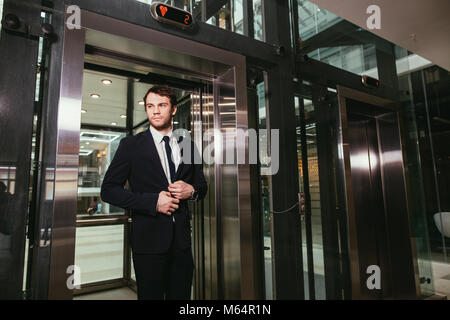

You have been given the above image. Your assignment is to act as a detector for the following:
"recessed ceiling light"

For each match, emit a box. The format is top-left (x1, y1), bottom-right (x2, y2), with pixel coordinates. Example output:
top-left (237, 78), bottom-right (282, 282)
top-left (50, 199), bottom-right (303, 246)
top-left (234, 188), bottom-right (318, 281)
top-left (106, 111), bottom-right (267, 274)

top-left (81, 109), bottom-right (87, 113)
top-left (173, 121), bottom-right (179, 124)
top-left (120, 114), bottom-right (127, 118)
top-left (138, 100), bottom-right (144, 105)
top-left (80, 146), bottom-right (84, 149)
top-left (111, 122), bottom-right (117, 126)
top-left (90, 93), bottom-right (101, 99)
top-left (85, 142), bottom-right (90, 145)
top-left (101, 79), bottom-right (112, 85)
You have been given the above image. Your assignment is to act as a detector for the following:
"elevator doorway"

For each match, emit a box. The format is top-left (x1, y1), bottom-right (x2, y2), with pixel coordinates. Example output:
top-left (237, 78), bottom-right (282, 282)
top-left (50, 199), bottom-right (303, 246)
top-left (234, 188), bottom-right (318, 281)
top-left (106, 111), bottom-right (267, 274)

top-left (45, 8), bottom-right (253, 300)
top-left (338, 86), bottom-right (419, 299)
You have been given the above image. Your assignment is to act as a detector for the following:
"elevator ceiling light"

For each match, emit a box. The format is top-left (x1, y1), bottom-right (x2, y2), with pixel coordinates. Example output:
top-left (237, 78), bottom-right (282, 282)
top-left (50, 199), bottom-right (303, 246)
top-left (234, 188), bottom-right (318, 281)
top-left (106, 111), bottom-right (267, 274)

top-left (111, 122), bottom-right (117, 126)
top-left (101, 79), bottom-right (112, 85)
top-left (90, 93), bottom-right (101, 99)
top-left (120, 114), bottom-right (127, 118)
top-left (173, 121), bottom-right (179, 125)
top-left (138, 100), bottom-right (145, 105)
top-left (85, 142), bottom-right (90, 145)
top-left (81, 109), bottom-right (87, 113)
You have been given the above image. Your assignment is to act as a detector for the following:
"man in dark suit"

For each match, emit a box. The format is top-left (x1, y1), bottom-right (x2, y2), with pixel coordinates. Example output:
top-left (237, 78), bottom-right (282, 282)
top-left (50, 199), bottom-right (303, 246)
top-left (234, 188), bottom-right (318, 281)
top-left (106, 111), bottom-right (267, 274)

top-left (101, 85), bottom-right (207, 300)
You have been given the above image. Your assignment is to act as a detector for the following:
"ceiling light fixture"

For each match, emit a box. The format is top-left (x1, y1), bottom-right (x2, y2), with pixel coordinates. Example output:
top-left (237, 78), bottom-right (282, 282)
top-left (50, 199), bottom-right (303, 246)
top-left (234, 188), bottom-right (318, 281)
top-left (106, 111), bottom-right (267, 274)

top-left (138, 100), bottom-right (144, 105)
top-left (120, 114), bottom-right (127, 118)
top-left (90, 93), bottom-right (101, 99)
top-left (111, 122), bottom-right (117, 126)
top-left (101, 79), bottom-right (112, 85)
top-left (81, 109), bottom-right (87, 113)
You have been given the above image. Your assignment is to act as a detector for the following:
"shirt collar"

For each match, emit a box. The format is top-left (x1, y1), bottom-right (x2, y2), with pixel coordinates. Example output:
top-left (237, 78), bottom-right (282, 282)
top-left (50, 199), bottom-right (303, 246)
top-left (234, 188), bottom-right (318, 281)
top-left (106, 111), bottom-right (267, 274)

top-left (149, 125), bottom-right (172, 144)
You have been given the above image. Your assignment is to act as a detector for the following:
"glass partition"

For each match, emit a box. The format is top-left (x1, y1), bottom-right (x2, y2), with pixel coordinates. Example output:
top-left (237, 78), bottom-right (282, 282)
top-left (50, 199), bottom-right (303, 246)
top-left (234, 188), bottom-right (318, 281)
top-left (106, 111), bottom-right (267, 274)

top-left (399, 65), bottom-right (450, 297)
top-left (78, 129), bottom-right (126, 216)
top-left (135, 0), bottom-right (263, 40)
top-left (297, 0), bottom-right (379, 79)
top-left (294, 96), bottom-right (326, 299)
top-left (75, 225), bottom-right (125, 284)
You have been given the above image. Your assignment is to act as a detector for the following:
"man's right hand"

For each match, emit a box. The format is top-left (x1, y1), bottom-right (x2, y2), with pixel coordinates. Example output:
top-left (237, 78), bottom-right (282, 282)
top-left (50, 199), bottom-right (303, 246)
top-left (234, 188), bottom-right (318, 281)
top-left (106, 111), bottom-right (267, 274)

top-left (156, 191), bottom-right (180, 216)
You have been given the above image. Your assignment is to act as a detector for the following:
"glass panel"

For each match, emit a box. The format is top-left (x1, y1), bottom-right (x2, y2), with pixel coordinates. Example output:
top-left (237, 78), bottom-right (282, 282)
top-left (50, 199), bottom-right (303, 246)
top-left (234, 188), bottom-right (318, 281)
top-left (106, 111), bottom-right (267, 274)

top-left (295, 96), bottom-right (326, 299)
top-left (0, 0), bottom-right (4, 37)
top-left (256, 80), bottom-right (273, 299)
top-left (135, 0), bottom-right (262, 40)
top-left (401, 65), bottom-right (450, 297)
top-left (297, 0), bottom-right (379, 79)
top-left (75, 225), bottom-right (125, 284)
top-left (78, 129), bottom-right (126, 216)
top-left (294, 97), bottom-right (310, 299)
top-left (253, 0), bottom-right (263, 41)
top-left (134, 81), bottom-right (149, 127)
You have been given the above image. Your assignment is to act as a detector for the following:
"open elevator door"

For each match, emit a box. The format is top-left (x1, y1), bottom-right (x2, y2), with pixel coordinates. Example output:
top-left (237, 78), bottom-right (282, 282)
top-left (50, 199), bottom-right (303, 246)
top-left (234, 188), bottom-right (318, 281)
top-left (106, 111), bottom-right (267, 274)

top-left (45, 8), bottom-right (254, 300)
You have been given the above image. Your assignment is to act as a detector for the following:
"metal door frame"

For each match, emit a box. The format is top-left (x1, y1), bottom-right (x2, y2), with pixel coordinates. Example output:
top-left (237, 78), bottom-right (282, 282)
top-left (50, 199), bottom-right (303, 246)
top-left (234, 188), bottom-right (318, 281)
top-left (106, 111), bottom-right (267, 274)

top-left (49, 7), bottom-right (254, 300)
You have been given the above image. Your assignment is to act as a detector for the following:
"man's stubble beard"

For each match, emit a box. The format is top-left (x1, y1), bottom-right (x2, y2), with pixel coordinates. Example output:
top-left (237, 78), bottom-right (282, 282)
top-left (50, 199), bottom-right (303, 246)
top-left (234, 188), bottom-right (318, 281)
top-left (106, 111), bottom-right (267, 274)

top-left (150, 116), bottom-right (172, 131)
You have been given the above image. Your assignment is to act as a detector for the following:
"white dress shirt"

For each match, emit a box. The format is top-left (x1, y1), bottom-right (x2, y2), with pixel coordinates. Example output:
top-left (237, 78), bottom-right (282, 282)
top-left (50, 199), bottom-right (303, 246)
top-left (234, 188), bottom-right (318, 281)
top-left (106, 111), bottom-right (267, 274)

top-left (149, 125), bottom-right (181, 184)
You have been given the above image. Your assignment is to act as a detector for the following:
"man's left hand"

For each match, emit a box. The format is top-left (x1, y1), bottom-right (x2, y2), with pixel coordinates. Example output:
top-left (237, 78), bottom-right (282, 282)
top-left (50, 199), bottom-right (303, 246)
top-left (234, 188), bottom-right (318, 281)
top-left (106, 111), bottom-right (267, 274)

top-left (168, 180), bottom-right (194, 200)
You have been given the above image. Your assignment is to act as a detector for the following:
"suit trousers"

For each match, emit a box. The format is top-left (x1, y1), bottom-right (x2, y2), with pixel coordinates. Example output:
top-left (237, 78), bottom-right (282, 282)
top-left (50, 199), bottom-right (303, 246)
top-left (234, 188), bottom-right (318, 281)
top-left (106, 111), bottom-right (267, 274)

top-left (132, 219), bottom-right (194, 300)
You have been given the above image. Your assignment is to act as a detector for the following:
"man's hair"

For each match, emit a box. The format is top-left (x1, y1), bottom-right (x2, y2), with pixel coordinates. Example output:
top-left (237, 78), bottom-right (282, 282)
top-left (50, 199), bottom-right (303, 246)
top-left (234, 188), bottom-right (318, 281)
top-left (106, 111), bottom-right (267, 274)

top-left (143, 85), bottom-right (177, 109)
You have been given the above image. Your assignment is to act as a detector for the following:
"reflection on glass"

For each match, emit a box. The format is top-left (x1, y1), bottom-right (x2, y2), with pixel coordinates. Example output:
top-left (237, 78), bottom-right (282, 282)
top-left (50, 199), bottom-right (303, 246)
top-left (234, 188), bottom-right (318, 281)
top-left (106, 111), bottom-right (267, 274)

top-left (256, 81), bottom-right (273, 299)
top-left (297, 0), bottom-right (379, 79)
top-left (295, 97), bottom-right (326, 299)
top-left (136, 0), bottom-right (256, 39)
top-left (253, 0), bottom-right (263, 41)
top-left (78, 130), bottom-right (126, 216)
top-left (74, 225), bottom-right (124, 284)
top-left (400, 65), bottom-right (450, 297)
top-left (0, 0), bottom-right (3, 37)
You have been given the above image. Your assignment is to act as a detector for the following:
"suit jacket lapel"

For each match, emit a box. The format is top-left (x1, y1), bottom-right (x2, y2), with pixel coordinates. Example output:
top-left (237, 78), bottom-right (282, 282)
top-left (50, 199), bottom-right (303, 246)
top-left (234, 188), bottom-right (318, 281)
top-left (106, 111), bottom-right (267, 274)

top-left (144, 129), bottom-right (169, 186)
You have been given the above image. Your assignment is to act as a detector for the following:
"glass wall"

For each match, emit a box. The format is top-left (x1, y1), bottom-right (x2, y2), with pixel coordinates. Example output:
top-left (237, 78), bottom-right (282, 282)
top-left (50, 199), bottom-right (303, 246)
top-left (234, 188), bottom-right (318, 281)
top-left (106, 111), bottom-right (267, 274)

top-left (135, 0), bottom-right (264, 40)
top-left (0, 0), bottom-right (4, 36)
top-left (297, 0), bottom-right (379, 79)
top-left (399, 65), bottom-right (450, 297)
top-left (74, 225), bottom-right (125, 285)
top-left (294, 96), bottom-right (326, 299)
top-left (256, 80), bottom-right (273, 299)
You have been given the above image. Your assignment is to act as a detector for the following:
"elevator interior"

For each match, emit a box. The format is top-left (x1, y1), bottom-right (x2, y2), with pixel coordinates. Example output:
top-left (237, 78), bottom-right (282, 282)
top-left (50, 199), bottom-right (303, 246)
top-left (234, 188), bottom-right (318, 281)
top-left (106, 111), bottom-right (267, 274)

top-left (338, 86), bottom-right (419, 299)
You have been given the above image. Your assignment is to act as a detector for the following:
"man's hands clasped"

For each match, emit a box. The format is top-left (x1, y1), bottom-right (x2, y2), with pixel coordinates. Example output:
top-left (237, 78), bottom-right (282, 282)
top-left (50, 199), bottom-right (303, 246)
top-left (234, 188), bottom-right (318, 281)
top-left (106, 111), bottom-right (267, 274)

top-left (156, 181), bottom-right (194, 216)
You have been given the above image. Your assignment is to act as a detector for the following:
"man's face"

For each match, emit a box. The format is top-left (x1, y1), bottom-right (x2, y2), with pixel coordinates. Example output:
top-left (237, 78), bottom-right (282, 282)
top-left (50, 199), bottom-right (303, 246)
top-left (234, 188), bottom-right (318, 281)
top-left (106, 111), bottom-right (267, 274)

top-left (145, 92), bottom-right (177, 131)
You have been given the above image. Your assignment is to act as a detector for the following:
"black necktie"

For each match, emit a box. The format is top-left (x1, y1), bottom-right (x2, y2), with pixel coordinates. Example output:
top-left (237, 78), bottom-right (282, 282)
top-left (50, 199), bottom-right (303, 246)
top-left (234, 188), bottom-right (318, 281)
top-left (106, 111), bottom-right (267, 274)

top-left (162, 136), bottom-right (176, 183)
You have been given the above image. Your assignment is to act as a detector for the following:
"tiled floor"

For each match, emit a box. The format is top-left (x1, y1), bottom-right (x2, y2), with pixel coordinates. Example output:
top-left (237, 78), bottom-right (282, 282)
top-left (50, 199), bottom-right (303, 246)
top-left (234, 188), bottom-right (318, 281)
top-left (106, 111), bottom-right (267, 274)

top-left (74, 287), bottom-right (137, 300)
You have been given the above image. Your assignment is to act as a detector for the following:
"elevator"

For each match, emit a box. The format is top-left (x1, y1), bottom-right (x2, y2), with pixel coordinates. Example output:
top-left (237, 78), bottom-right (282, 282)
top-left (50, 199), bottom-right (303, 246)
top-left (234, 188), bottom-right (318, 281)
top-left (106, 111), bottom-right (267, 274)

top-left (337, 86), bottom-right (420, 299)
top-left (41, 8), bottom-right (254, 300)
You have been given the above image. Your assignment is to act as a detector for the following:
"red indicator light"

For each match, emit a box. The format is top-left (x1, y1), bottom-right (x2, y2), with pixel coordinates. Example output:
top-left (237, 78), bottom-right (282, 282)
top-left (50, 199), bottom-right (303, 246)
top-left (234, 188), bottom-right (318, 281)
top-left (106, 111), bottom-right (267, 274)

top-left (151, 3), bottom-right (195, 30)
top-left (160, 5), bottom-right (168, 17)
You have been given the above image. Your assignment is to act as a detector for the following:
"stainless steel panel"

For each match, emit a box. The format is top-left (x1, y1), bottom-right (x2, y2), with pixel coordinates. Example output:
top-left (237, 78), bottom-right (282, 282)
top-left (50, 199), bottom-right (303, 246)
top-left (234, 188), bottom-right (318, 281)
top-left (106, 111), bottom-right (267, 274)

top-left (337, 85), bottom-right (419, 299)
top-left (48, 16), bottom-right (86, 299)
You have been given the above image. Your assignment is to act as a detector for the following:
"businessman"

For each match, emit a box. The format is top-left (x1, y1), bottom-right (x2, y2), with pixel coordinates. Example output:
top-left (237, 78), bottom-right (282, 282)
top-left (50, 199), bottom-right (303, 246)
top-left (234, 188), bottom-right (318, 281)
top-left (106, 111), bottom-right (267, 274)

top-left (101, 85), bottom-right (207, 300)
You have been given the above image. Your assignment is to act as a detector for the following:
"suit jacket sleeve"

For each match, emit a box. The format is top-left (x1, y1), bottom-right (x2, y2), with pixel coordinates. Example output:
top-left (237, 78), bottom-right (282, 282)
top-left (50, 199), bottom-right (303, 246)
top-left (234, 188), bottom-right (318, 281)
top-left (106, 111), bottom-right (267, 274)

top-left (100, 137), bottom-right (159, 216)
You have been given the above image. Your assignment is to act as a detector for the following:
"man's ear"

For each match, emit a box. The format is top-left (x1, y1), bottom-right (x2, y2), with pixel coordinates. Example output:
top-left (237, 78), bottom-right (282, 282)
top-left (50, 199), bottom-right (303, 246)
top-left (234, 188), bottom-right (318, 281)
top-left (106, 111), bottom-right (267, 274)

top-left (171, 105), bottom-right (177, 116)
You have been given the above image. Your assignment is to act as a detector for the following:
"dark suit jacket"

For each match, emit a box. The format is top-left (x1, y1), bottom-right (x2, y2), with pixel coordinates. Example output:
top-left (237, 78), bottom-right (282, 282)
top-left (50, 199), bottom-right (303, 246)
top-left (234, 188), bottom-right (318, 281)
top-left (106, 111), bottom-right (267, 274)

top-left (100, 129), bottom-right (207, 254)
